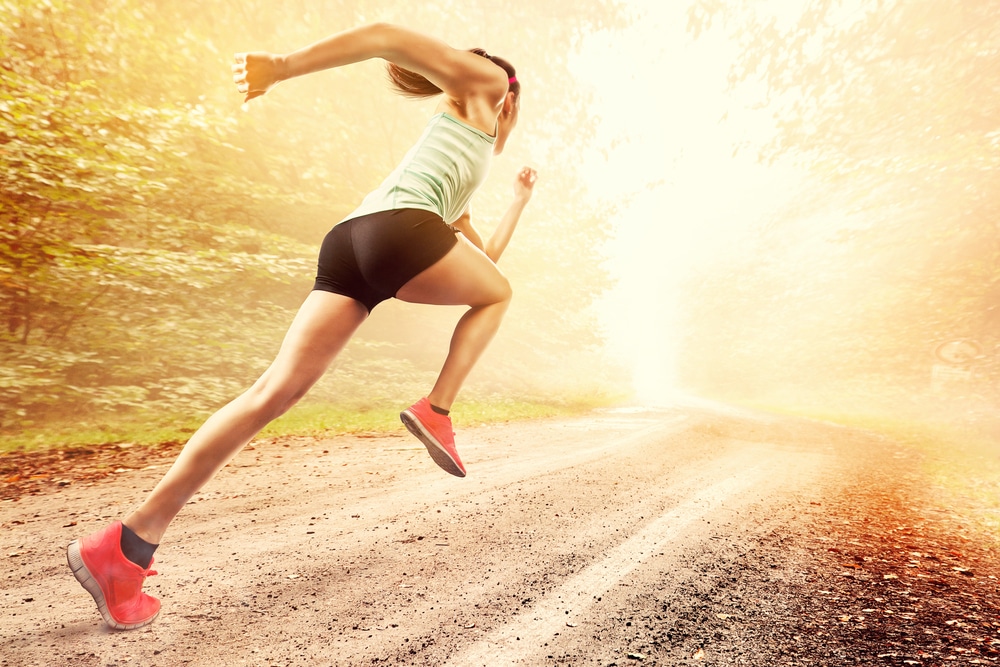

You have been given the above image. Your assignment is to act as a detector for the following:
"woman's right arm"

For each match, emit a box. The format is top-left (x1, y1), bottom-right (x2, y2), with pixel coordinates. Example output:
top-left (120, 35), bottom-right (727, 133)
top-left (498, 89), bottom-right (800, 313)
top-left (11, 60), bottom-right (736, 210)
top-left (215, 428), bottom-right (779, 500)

top-left (234, 23), bottom-right (507, 104)
top-left (485, 167), bottom-right (537, 263)
top-left (451, 168), bottom-right (538, 264)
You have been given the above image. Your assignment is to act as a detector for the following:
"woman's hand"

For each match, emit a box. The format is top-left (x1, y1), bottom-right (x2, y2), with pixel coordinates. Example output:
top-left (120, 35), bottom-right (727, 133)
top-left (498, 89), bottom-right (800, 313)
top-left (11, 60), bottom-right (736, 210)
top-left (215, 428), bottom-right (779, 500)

top-left (232, 52), bottom-right (287, 102)
top-left (513, 166), bottom-right (538, 203)
top-left (484, 167), bottom-right (537, 262)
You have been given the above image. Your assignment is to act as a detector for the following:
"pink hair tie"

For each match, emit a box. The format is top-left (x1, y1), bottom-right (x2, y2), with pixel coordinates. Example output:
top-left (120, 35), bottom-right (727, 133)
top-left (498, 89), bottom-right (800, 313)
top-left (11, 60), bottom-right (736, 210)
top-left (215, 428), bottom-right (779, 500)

top-left (508, 76), bottom-right (518, 84)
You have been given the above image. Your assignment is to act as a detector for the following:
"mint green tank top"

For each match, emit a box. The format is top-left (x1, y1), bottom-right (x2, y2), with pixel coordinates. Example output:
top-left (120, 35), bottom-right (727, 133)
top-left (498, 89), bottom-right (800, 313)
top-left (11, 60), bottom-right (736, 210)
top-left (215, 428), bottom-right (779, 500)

top-left (342, 112), bottom-right (496, 225)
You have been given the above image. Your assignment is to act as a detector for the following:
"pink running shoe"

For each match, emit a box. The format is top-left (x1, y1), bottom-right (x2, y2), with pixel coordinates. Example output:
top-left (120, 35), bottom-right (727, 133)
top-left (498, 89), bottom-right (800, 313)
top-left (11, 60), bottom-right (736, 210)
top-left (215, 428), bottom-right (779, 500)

top-left (67, 521), bottom-right (160, 630)
top-left (401, 397), bottom-right (466, 477)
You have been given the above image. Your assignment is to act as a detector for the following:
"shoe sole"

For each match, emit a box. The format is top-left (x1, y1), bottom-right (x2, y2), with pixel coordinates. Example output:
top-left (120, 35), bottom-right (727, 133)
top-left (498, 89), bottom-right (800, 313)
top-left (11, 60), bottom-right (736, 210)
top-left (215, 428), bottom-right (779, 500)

top-left (67, 540), bottom-right (159, 631)
top-left (400, 410), bottom-right (466, 478)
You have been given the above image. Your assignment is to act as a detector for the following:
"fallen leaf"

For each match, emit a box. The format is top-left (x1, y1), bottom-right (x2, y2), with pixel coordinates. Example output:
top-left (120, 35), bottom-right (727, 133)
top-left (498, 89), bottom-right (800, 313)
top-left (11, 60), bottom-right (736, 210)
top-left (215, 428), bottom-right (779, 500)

top-left (693, 648), bottom-right (705, 660)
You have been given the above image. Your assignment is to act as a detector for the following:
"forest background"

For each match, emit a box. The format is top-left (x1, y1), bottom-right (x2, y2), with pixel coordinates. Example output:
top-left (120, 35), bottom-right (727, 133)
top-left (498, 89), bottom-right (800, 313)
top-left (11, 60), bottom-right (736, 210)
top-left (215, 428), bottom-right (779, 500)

top-left (2, 0), bottom-right (998, 506)
top-left (1, 0), bottom-right (630, 449)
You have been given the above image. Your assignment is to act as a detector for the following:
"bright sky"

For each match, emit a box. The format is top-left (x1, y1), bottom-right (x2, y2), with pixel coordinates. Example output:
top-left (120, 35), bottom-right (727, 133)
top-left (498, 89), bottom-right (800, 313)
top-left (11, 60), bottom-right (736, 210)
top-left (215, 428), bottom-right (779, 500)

top-left (574, 0), bottom-right (807, 403)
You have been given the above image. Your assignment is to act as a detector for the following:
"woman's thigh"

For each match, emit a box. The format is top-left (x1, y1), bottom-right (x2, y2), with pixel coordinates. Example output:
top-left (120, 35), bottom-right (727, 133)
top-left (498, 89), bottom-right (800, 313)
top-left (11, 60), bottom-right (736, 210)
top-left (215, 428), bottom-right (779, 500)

top-left (394, 235), bottom-right (511, 307)
top-left (254, 290), bottom-right (369, 402)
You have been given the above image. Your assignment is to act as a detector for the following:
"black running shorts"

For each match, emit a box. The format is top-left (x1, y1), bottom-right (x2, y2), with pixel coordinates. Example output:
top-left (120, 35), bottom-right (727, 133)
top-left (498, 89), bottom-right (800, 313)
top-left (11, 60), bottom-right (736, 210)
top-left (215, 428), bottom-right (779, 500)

top-left (313, 208), bottom-right (459, 312)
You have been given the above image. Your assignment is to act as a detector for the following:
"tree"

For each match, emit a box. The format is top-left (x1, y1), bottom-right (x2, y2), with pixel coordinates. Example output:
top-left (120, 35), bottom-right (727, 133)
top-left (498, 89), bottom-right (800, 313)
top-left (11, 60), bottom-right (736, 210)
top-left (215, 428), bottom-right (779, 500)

top-left (1, 0), bottom-right (630, 428)
top-left (677, 0), bottom-right (1000, 409)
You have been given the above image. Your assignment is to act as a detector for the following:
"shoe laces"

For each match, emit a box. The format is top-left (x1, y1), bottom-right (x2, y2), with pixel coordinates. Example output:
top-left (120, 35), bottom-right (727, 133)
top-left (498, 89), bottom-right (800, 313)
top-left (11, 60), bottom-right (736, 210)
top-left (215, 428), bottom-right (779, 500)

top-left (429, 412), bottom-right (454, 436)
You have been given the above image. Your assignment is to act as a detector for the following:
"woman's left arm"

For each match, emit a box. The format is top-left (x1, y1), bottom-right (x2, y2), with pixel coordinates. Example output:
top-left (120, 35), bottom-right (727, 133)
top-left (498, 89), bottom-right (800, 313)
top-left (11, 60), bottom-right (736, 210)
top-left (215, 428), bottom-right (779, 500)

top-left (451, 209), bottom-right (486, 253)
top-left (485, 167), bottom-right (537, 263)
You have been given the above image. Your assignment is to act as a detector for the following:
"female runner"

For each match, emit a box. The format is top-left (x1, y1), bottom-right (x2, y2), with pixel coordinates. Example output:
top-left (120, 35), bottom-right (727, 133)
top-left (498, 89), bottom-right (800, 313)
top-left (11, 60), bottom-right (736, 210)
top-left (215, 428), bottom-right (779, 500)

top-left (66, 21), bottom-right (537, 630)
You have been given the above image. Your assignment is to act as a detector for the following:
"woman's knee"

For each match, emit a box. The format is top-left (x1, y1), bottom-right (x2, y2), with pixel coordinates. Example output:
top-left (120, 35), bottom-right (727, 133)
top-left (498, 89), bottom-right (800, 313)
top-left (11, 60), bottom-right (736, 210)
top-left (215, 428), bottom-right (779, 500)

top-left (492, 274), bottom-right (513, 304)
top-left (475, 271), bottom-right (512, 306)
top-left (245, 373), bottom-right (310, 422)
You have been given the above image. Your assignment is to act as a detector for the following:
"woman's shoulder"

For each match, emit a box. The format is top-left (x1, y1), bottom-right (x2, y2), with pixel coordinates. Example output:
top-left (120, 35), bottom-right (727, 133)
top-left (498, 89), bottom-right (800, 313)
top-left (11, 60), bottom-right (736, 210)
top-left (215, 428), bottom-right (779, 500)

top-left (434, 98), bottom-right (500, 138)
top-left (377, 25), bottom-right (508, 101)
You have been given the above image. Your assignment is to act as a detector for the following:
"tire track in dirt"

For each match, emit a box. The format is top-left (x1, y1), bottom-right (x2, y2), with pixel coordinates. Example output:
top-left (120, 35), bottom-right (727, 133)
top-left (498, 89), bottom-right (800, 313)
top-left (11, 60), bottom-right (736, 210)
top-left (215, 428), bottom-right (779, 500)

top-left (444, 465), bottom-right (772, 666)
top-left (2, 405), bottom-right (842, 667)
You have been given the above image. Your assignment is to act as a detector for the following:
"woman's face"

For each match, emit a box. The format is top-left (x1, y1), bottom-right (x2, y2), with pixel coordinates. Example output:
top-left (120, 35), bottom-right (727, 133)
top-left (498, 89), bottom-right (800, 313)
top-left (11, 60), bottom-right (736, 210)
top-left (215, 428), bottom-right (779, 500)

top-left (493, 92), bottom-right (519, 155)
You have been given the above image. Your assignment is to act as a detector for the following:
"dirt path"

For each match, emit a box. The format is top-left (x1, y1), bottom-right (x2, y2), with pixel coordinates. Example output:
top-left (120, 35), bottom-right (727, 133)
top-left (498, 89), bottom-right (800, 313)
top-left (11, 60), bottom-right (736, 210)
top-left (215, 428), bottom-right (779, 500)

top-left (2, 401), bottom-right (998, 666)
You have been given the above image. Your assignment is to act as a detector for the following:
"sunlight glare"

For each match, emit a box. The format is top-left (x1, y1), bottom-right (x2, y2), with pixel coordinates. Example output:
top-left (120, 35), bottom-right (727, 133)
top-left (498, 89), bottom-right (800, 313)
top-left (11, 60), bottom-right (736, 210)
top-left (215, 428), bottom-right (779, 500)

top-left (576, 0), bottom-right (806, 405)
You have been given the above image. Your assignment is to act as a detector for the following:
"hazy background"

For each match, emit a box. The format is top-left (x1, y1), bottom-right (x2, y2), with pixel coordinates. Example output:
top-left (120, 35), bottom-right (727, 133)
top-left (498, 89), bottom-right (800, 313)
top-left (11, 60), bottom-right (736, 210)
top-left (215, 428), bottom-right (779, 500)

top-left (2, 0), bottom-right (998, 442)
top-left (591, 0), bottom-right (999, 433)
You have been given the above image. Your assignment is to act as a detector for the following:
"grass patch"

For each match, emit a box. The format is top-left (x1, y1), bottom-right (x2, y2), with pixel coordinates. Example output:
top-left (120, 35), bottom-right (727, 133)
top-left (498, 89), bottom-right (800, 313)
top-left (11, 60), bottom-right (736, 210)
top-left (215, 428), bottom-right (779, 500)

top-left (0, 411), bottom-right (209, 454)
top-left (258, 397), bottom-right (609, 440)
top-left (0, 394), bottom-right (618, 455)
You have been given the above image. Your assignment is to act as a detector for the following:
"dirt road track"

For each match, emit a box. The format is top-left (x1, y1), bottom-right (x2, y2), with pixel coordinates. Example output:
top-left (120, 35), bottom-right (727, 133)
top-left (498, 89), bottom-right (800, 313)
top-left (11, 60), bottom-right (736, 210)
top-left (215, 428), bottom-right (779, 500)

top-left (2, 401), bottom-right (998, 666)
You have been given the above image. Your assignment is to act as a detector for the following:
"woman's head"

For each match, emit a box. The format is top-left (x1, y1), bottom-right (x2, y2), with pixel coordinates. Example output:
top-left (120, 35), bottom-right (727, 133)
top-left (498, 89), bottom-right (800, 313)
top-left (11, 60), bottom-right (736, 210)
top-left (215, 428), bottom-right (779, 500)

top-left (468, 49), bottom-right (520, 99)
top-left (385, 49), bottom-right (519, 98)
top-left (386, 49), bottom-right (520, 153)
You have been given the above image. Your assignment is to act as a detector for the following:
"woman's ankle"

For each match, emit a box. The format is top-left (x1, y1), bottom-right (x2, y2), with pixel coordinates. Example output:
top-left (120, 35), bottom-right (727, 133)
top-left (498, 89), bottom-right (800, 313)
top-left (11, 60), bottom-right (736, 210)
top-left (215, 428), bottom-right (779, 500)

top-left (123, 511), bottom-right (165, 546)
top-left (119, 523), bottom-right (158, 568)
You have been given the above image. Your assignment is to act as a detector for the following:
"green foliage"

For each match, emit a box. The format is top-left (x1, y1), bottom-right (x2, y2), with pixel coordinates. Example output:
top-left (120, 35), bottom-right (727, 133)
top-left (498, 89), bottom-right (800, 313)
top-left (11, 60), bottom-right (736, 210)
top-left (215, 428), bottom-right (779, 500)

top-left (1, 0), bottom-right (630, 437)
